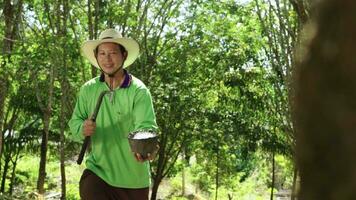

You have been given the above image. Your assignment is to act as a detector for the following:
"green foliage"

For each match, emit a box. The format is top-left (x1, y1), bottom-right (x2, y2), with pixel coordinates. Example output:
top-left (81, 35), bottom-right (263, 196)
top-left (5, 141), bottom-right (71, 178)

top-left (0, 0), bottom-right (300, 198)
top-left (5, 154), bottom-right (83, 199)
top-left (187, 152), bottom-right (293, 199)
top-left (65, 163), bottom-right (84, 200)
top-left (12, 155), bottom-right (39, 195)
top-left (274, 154), bottom-right (294, 189)
top-left (190, 163), bottom-right (214, 192)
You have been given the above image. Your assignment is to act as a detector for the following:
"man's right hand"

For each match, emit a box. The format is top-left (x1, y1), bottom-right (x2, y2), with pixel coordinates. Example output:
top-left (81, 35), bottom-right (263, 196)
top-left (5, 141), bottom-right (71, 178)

top-left (82, 119), bottom-right (96, 137)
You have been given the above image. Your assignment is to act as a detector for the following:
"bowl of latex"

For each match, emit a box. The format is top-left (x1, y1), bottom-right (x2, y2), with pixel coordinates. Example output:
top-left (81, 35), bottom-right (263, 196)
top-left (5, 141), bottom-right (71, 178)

top-left (128, 130), bottom-right (158, 158)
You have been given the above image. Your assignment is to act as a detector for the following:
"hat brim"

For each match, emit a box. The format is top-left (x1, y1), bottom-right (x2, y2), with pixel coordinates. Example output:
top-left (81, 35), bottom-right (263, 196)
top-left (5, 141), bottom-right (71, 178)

top-left (81, 38), bottom-right (140, 69)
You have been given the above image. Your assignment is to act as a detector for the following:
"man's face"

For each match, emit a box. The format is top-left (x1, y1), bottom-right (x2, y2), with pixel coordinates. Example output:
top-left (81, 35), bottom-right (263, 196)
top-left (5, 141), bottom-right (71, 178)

top-left (96, 42), bottom-right (126, 75)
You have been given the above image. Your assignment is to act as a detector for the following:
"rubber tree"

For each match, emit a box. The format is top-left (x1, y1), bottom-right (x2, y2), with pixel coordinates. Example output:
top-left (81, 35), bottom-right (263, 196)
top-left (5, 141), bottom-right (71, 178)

top-left (294, 0), bottom-right (356, 199)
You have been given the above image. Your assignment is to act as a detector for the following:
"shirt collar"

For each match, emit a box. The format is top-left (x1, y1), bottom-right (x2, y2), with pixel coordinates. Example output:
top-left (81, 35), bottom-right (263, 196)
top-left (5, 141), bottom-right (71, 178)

top-left (120, 69), bottom-right (132, 88)
top-left (99, 69), bottom-right (132, 88)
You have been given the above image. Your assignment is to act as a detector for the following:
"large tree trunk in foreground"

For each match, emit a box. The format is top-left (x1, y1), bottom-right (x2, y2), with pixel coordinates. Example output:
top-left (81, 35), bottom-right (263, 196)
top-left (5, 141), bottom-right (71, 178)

top-left (294, 0), bottom-right (356, 199)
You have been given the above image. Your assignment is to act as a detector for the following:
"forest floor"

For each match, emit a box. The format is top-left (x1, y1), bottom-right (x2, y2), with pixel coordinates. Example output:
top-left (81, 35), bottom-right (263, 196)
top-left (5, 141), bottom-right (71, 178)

top-left (154, 178), bottom-right (207, 200)
top-left (2, 155), bottom-right (293, 200)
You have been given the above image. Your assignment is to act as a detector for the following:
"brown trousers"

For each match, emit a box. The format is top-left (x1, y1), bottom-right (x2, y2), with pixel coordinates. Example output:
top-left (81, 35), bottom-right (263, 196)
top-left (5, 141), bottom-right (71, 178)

top-left (79, 169), bottom-right (149, 200)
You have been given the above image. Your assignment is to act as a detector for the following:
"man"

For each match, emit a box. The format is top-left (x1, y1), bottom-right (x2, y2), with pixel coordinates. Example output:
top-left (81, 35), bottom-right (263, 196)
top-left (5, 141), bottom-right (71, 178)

top-left (68, 28), bottom-right (158, 200)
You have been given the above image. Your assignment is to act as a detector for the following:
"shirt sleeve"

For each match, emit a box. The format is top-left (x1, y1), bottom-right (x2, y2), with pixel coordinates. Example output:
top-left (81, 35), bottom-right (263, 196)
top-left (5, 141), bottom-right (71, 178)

top-left (68, 86), bottom-right (88, 142)
top-left (132, 87), bottom-right (158, 132)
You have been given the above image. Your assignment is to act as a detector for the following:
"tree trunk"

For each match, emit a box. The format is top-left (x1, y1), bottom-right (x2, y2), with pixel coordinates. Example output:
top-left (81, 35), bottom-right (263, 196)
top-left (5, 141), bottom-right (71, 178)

top-left (0, 0), bottom-right (23, 176)
top-left (290, 166), bottom-right (298, 200)
top-left (294, 1), bottom-right (356, 199)
top-left (60, 101), bottom-right (66, 200)
top-left (150, 128), bottom-right (186, 200)
top-left (9, 152), bottom-right (20, 194)
top-left (87, 0), bottom-right (100, 78)
top-left (0, 78), bottom-right (8, 162)
top-left (181, 153), bottom-right (186, 196)
top-left (94, 0), bottom-right (99, 39)
top-left (59, 0), bottom-right (69, 199)
top-left (228, 193), bottom-right (233, 200)
top-left (150, 175), bottom-right (162, 200)
top-left (37, 112), bottom-right (50, 197)
top-left (215, 143), bottom-right (219, 200)
top-left (0, 112), bottom-right (18, 193)
top-left (150, 150), bottom-right (165, 200)
top-left (288, 0), bottom-right (309, 25)
top-left (1, 153), bottom-right (11, 192)
top-left (254, 0), bottom-right (299, 154)
top-left (0, 0), bottom-right (19, 165)
top-left (36, 62), bottom-right (54, 197)
top-left (182, 164), bottom-right (185, 197)
top-left (2, 0), bottom-right (17, 54)
top-left (270, 152), bottom-right (275, 200)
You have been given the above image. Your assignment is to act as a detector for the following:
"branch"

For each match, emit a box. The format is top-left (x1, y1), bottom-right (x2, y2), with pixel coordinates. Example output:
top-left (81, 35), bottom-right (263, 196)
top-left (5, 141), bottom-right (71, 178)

top-left (288, 0), bottom-right (309, 24)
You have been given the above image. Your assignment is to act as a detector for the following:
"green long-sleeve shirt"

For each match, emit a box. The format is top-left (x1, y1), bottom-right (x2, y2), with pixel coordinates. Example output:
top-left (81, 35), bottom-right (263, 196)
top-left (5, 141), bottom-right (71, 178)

top-left (68, 73), bottom-right (157, 188)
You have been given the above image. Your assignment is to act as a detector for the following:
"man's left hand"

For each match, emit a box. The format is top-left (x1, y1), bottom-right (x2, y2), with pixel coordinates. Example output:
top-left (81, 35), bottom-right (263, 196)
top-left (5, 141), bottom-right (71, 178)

top-left (133, 145), bottom-right (159, 162)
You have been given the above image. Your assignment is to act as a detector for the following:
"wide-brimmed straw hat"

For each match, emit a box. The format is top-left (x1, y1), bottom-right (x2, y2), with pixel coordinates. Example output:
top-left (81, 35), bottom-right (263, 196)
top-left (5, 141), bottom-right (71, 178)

top-left (81, 29), bottom-right (140, 68)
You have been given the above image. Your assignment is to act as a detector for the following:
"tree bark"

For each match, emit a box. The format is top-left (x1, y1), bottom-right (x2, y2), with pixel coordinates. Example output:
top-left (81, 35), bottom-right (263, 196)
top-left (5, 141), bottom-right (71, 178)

top-left (150, 147), bottom-right (165, 200)
top-left (150, 174), bottom-right (163, 200)
top-left (291, 166), bottom-right (298, 200)
top-left (294, 1), bottom-right (356, 199)
top-left (3, 0), bottom-right (15, 54)
top-left (60, 90), bottom-right (67, 200)
top-left (59, 0), bottom-right (69, 199)
top-left (215, 142), bottom-right (219, 200)
top-left (0, 106), bottom-right (19, 193)
top-left (87, 0), bottom-right (100, 78)
top-left (37, 112), bottom-right (51, 196)
top-left (0, 153), bottom-right (10, 192)
top-left (9, 151), bottom-right (20, 194)
top-left (254, 0), bottom-right (299, 151)
top-left (36, 63), bottom-right (54, 197)
top-left (36, 1), bottom-right (57, 195)
top-left (181, 153), bottom-right (186, 196)
top-left (150, 128), bottom-right (187, 200)
top-left (0, 77), bottom-right (8, 163)
top-left (288, 0), bottom-right (309, 25)
top-left (0, 0), bottom-right (23, 166)
top-left (270, 152), bottom-right (275, 200)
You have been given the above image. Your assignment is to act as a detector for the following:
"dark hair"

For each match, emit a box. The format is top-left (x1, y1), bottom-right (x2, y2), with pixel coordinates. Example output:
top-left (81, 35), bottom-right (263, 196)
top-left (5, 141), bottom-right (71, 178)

top-left (94, 43), bottom-right (127, 57)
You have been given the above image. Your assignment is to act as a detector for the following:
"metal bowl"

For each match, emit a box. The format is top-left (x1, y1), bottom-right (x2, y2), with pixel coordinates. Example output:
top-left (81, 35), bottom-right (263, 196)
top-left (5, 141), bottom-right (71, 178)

top-left (128, 130), bottom-right (158, 158)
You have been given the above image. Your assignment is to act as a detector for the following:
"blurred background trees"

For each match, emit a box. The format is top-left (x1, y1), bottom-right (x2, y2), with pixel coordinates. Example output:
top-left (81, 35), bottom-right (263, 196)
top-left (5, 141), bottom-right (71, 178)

top-left (0, 0), bottom-right (311, 199)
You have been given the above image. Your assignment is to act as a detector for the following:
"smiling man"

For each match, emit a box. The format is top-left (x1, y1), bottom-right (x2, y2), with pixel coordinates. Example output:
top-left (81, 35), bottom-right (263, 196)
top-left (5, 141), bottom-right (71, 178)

top-left (68, 29), bottom-right (158, 200)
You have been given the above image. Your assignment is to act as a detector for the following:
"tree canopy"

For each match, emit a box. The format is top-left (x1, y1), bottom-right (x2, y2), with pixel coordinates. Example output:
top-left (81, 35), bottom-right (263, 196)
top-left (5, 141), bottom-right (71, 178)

top-left (0, 0), bottom-right (310, 199)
